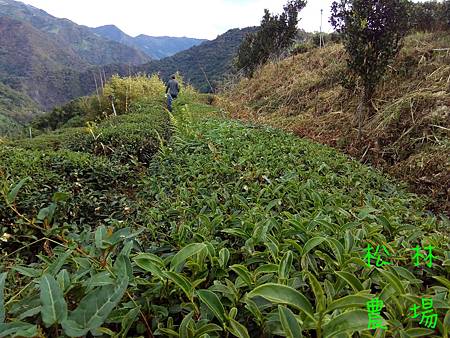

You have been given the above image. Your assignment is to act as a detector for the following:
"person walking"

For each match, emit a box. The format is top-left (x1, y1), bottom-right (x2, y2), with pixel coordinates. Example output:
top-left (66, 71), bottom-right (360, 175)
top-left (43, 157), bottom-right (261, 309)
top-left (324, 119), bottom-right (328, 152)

top-left (165, 75), bottom-right (180, 112)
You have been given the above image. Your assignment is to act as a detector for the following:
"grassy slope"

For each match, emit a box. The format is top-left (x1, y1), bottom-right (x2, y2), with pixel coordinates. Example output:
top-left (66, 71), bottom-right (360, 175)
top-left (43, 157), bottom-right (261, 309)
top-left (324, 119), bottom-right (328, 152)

top-left (219, 32), bottom-right (450, 215)
top-left (0, 113), bottom-right (22, 137)
top-left (2, 92), bottom-right (449, 336)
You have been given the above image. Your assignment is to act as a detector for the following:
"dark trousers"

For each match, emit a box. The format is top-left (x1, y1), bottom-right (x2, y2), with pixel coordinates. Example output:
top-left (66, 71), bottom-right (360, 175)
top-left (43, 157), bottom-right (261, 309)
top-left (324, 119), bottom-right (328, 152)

top-left (167, 94), bottom-right (178, 112)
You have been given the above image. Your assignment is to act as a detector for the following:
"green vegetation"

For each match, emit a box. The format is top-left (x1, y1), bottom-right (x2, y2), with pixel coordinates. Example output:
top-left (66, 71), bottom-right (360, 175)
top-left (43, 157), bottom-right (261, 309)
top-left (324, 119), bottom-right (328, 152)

top-left (0, 82), bottom-right (41, 138)
top-left (0, 114), bottom-right (23, 138)
top-left (1, 76), bottom-right (449, 337)
top-left (409, 0), bottom-right (450, 32)
top-left (330, 0), bottom-right (410, 136)
top-left (236, 0), bottom-right (307, 76)
top-left (143, 28), bottom-right (257, 92)
top-left (222, 30), bottom-right (450, 215)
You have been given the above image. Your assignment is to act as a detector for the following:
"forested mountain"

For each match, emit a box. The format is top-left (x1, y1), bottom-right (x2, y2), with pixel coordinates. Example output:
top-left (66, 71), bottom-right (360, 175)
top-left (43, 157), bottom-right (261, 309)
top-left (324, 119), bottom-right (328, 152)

top-left (0, 0), bottom-right (150, 66)
top-left (92, 25), bottom-right (207, 59)
top-left (0, 0), bottom-right (255, 133)
top-left (0, 0), bottom-right (152, 125)
top-left (142, 27), bottom-right (258, 92)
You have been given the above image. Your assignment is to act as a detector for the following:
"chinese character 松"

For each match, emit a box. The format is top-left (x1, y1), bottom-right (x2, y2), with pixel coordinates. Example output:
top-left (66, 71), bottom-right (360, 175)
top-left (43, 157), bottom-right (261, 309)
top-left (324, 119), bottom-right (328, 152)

top-left (364, 244), bottom-right (391, 268)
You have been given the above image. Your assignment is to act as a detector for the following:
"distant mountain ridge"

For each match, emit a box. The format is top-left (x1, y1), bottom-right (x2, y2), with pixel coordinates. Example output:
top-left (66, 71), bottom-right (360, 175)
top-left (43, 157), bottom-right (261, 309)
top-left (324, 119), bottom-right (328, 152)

top-left (92, 25), bottom-right (207, 59)
top-left (0, 0), bottom-right (256, 134)
top-left (142, 27), bottom-right (258, 92)
top-left (0, 0), bottom-right (150, 66)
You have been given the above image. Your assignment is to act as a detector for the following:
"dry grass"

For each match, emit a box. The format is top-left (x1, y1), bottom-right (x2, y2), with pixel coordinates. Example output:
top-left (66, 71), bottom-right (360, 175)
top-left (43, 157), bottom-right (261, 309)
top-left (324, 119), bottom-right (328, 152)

top-left (218, 31), bottom-right (450, 215)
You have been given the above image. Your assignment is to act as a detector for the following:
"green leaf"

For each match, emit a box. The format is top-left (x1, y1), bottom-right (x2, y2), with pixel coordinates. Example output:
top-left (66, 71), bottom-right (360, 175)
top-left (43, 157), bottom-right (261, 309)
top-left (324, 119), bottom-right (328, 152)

top-left (52, 192), bottom-right (70, 203)
top-left (47, 250), bottom-right (72, 276)
top-left (278, 251), bottom-right (293, 279)
top-left (6, 177), bottom-right (31, 205)
top-left (40, 274), bottom-right (68, 327)
top-left (0, 322), bottom-right (38, 338)
top-left (120, 306), bottom-right (140, 337)
top-left (255, 264), bottom-right (279, 276)
top-left (194, 323), bottom-right (223, 337)
top-left (197, 289), bottom-right (226, 324)
top-left (114, 254), bottom-right (133, 280)
top-left (306, 272), bottom-right (326, 313)
top-left (326, 293), bottom-right (372, 313)
top-left (180, 311), bottom-right (195, 338)
top-left (247, 283), bottom-right (315, 322)
top-left (444, 309), bottom-right (450, 337)
top-left (279, 305), bottom-right (302, 338)
top-left (404, 328), bottom-right (436, 337)
top-left (164, 271), bottom-right (194, 300)
top-left (0, 273), bottom-right (6, 323)
top-left (378, 269), bottom-right (406, 294)
top-left (336, 271), bottom-right (364, 292)
top-left (326, 238), bottom-right (344, 264)
top-left (228, 318), bottom-right (250, 338)
top-left (133, 254), bottom-right (165, 280)
top-left (433, 276), bottom-right (450, 290)
top-left (13, 266), bottom-right (40, 278)
top-left (230, 265), bottom-right (253, 287)
top-left (62, 277), bottom-right (128, 336)
top-left (218, 248), bottom-right (230, 269)
top-left (171, 243), bottom-right (207, 270)
top-left (303, 237), bottom-right (326, 255)
top-left (323, 309), bottom-right (373, 337)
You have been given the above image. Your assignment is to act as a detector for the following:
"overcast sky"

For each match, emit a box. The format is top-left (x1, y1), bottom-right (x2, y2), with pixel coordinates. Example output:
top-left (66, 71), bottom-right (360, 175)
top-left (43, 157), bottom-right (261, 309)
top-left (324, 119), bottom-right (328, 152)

top-left (19, 0), bottom-right (336, 39)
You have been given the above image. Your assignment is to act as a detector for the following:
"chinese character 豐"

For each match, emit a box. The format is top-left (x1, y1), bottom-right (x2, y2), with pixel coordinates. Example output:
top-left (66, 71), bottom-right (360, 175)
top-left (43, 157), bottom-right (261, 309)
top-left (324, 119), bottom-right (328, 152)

top-left (367, 297), bottom-right (387, 330)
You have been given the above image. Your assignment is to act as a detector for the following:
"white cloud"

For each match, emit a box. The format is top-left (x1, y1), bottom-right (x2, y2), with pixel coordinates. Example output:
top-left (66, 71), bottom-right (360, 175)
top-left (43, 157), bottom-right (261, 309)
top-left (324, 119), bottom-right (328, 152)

top-left (18, 0), bottom-right (336, 39)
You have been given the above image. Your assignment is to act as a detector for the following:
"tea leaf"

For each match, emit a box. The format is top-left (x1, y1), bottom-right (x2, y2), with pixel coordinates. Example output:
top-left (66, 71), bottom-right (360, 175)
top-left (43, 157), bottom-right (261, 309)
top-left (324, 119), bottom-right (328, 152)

top-left (197, 289), bottom-right (226, 324)
top-left (323, 309), bottom-right (372, 337)
top-left (0, 273), bottom-right (6, 323)
top-left (248, 283), bottom-right (315, 321)
top-left (171, 243), bottom-right (207, 270)
top-left (278, 305), bottom-right (302, 338)
top-left (40, 274), bottom-right (68, 327)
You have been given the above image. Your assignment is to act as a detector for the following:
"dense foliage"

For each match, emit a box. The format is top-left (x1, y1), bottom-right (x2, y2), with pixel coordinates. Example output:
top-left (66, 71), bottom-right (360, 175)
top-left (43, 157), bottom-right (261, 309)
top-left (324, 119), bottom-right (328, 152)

top-left (1, 79), bottom-right (449, 337)
top-left (330, 0), bottom-right (410, 135)
top-left (143, 28), bottom-right (258, 93)
top-left (235, 0), bottom-right (307, 76)
top-left (220, 31), bottom-right (450, 215)
top-left (409, 0), bottom-right (450, 32)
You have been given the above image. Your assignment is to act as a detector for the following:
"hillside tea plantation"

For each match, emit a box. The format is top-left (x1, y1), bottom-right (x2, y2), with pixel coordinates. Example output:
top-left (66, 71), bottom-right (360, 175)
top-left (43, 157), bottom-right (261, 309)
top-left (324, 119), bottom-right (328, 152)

top-left (0, 77), bottom-right (449, 338)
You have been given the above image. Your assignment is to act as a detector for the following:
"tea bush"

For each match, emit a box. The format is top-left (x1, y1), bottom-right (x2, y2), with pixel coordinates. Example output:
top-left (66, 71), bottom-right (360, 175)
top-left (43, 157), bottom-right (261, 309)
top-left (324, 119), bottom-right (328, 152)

top-left (13, 108), bottom-right (171, 164)
top-left (1, 98), bottom-right (449, 337)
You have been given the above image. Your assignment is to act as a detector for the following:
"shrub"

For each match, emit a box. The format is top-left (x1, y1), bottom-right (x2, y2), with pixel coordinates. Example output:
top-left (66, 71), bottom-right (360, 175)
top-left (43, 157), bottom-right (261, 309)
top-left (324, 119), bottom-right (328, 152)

top-left (0, 148), bottom-right (136, 244)
top-left (101, 74), bottom-right (165, 117)
top-left (330, 0), bottom-right (410, 136)
top-left (235, 0), bottom-right (307, 76)
top-left (409, 1), bottom-right (449, 32)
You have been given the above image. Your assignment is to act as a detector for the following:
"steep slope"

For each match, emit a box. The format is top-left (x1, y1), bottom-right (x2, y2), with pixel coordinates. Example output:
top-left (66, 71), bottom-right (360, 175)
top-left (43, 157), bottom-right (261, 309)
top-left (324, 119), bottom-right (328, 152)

top-left (92, 24), bottom-right (206, 59)
top-left (0, 0), bottom-right (151, 120)
top-left (0, 0), bottom-right (150, 66)
top-left (0, 16), bottom-right (92, 109)
top-left (0, 81), bottom-right (40, 123)
top-left (220, 31), bottom-right (450, 214)
top-left (142, 27), bottom-right (257, 92)
top-left (2, 85), bottom-right (449, 337)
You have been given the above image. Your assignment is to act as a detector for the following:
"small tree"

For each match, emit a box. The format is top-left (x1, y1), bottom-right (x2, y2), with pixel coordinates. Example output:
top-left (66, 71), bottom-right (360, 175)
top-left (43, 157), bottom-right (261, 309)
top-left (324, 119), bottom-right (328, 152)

top-left (330, 0), bottom-right (409, 137)
top-left (446, 0), bottom-right (450, 27)
top-left (235, 0), bottom-right (307, 76)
